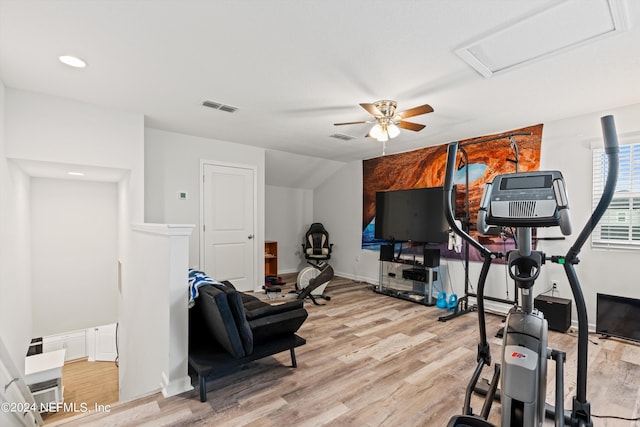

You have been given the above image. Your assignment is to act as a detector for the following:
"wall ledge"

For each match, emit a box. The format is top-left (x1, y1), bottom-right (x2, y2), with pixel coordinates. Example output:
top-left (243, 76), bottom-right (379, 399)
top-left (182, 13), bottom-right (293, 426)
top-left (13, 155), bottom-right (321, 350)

top-left (132, 223), bottom-right (195, 236)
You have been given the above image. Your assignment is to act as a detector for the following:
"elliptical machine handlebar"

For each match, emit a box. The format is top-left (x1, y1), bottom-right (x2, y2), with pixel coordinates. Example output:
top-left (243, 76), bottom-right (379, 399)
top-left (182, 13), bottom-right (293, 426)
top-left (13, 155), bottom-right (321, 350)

top-left (564, 115), bottom-right (619, 421)
top-left (443, 141), bottom-right (496, 372)
top-left (567, 115), bottom-right (620, 261)
top-left (603, 115), bottom-right (621, 152)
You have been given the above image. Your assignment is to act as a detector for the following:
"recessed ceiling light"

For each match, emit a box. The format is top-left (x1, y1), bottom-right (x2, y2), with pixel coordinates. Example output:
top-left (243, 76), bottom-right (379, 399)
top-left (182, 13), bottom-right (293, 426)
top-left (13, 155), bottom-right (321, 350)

top-left (67, 171), bottom-right (85, 176)
top-left (59, 55), bottom-right (87, 68)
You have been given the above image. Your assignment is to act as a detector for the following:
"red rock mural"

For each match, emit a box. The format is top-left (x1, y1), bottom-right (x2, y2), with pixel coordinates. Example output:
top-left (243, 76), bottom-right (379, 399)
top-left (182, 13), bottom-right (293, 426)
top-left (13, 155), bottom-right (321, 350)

top-left (362, 124), bottom-right (543, 257)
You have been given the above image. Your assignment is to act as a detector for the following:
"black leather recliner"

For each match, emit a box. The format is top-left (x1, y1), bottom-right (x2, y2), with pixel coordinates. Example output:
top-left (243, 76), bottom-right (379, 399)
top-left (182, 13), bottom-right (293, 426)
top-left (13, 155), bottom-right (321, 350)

top-left (188, 281), bottom-right (308, 402)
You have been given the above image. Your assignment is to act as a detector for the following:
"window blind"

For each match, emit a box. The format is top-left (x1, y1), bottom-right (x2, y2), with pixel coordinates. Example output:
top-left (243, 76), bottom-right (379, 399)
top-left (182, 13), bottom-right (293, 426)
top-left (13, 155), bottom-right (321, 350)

top-left (592, 142), bottom-right (640, 248)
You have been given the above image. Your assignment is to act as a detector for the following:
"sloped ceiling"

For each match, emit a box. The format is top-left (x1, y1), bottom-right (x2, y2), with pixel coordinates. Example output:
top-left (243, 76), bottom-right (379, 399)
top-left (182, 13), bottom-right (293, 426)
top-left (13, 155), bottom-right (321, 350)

top-left (1, 1), bottom-right (639, 187)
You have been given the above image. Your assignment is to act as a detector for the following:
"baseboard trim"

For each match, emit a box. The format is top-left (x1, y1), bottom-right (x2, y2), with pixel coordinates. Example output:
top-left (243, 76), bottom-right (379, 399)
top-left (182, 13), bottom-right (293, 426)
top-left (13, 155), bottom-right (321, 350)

top-left (161, 372), bottom-right (193, 398)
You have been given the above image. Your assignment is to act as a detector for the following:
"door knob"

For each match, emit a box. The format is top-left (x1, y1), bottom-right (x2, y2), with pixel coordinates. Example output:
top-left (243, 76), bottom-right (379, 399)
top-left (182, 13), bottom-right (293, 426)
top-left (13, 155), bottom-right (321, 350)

top-left (248, 234), bottom-right (254, 239)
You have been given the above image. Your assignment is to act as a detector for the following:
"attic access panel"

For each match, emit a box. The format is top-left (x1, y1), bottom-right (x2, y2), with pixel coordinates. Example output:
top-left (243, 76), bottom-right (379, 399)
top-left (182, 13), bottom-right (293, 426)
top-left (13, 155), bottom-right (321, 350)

top-left (456, 0), bottom-right (628, 78)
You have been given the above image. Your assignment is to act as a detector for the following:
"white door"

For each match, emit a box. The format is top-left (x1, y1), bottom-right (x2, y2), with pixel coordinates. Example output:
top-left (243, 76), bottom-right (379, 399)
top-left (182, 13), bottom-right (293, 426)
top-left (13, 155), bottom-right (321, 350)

top-left (93, 323), bottom-right (117, 362)
top-left (202, 163), bottom-right (256, 291)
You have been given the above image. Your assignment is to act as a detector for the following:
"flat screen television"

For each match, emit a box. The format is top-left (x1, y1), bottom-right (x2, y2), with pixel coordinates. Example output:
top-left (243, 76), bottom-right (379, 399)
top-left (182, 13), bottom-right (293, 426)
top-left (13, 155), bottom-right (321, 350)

top-left (374, 186), bottom-right (454, 244)
top-left (596, 293), bottom-right (640, 343)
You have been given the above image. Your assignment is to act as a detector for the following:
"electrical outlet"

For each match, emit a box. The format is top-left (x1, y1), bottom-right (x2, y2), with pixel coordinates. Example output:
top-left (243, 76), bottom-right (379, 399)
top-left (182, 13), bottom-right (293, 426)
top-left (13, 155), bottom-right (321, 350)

top-left (551, 280), bottom-right (559, 290)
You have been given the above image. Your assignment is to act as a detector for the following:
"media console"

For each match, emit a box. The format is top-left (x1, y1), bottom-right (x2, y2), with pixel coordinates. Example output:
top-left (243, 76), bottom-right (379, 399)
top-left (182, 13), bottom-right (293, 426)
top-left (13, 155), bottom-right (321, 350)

top-left (375, 258), bottom-right (445, 306)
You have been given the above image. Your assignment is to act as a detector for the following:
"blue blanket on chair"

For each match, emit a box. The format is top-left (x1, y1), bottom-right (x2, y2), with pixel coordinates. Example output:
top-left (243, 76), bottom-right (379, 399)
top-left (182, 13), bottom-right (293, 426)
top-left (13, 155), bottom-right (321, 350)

top-left (189, 269), bottom-right (225, 308)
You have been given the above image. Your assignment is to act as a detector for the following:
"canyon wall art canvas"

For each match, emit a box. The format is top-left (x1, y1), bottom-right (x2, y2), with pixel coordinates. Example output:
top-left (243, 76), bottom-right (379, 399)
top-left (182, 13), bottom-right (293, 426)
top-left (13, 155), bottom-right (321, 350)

top-left (362, 124), bottom-right (543, 261)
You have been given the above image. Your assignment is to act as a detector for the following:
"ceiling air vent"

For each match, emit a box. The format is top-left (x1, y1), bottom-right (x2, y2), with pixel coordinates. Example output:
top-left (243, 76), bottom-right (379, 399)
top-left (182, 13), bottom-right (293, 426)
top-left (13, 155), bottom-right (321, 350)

top-left (218, 104), bottom-right (238, 113)
top-left (202, 100), bottom-right (238, 113)
top-left (330, 133), bottom-right (356, 141)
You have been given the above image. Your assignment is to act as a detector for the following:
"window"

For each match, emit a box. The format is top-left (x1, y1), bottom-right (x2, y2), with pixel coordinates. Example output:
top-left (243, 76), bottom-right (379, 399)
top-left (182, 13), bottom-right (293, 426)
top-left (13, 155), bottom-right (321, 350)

top-left (592, 142), bottom-right (640, 249)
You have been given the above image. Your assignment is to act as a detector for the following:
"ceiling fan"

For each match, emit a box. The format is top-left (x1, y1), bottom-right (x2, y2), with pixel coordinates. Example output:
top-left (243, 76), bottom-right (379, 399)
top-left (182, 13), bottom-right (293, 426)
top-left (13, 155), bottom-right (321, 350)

top-left (334, 100), bottom-right (434, 151)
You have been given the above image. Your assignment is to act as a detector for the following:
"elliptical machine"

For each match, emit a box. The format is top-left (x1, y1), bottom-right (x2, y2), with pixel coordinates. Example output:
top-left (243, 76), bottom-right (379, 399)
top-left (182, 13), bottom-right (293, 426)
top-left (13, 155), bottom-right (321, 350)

top-left (446, 116), bottom-right (620, 427)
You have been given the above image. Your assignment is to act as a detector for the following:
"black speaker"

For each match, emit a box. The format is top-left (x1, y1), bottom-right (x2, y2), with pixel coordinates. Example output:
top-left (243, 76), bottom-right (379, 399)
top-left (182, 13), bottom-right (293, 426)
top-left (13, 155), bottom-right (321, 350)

top-left (423, 248), bottom-right (440, 267)
top-left (534, 295), bottom-right (572, 332)
top-left (380, 244), bottom-right (394, 261)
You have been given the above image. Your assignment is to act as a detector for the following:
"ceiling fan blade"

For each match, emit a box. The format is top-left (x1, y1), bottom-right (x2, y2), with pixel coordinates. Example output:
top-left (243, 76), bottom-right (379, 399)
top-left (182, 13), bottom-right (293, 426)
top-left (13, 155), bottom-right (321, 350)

top-left (397, 121), bottom-right (426, 132)
top-left (334, 120), bottom-right (370, 126)
top-left (397, 104), bottom-right (434, 119)
top-left (360, 103), bottom-right (383, 117)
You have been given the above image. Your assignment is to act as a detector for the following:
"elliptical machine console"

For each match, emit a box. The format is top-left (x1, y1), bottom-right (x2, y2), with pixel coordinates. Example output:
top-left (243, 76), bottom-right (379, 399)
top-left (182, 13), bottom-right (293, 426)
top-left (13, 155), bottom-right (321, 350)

top-left (478, 170), bottom-right (571, 233)
top-left (446, 116), bottom-right (620, 427)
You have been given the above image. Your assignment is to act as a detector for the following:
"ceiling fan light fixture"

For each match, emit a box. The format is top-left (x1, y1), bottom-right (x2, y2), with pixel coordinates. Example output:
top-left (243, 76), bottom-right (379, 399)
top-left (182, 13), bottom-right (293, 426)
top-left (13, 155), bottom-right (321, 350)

top-left (370, 123), bottom-right (384, 140)
top-left (376, 129), bottom-right (389, 143)
top-left (335, 100), bottom-right (433, 150)
top-left (387, 123), bottom-right (400, 139)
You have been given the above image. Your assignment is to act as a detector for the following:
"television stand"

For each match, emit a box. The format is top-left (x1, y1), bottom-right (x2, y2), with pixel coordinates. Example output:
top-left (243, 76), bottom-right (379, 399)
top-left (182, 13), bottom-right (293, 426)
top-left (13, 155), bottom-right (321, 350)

top-left (375, 258), bottom-right (445, 306)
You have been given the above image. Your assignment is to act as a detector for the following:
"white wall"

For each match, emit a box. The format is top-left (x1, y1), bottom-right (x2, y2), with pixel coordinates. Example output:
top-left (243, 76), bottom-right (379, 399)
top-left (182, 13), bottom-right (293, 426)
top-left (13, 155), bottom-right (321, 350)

top-left (313, 102), bottom-right (640, 328)
top-left (121, 224), bottom-right (193, 401)
top-left (5, 88), bottom-right (145, 402)
top-left (313, 161), bottom-right (375, 282)
top-left (6, 89), bottom-right (143, 185)
top-left (265, 185), bottom-right (313, 273)
top-left (0, 81), bottom-right (33, 375)
top-left (144, 128), bottom-right (266, 281)
top-left (30, 178), bottom-right (118, 336)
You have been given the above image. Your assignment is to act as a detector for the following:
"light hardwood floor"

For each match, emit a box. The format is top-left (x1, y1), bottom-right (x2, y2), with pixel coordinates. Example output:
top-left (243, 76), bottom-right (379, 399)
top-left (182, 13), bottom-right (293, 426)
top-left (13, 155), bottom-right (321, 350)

top-left (47, 275), bottom-right (640, 426)
top-left (42, 358), bottom-right (118, 425)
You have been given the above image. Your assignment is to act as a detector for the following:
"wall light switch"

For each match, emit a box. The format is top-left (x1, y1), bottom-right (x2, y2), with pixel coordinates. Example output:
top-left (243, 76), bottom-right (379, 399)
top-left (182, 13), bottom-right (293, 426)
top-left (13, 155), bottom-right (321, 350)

top-left (178, 191), bottom-right (188, 200)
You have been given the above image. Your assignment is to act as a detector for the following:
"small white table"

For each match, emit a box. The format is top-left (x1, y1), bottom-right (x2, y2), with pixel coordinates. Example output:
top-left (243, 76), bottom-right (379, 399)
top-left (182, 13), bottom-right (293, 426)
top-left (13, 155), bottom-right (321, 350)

top-left (24, 349), bottom-right (66, 408)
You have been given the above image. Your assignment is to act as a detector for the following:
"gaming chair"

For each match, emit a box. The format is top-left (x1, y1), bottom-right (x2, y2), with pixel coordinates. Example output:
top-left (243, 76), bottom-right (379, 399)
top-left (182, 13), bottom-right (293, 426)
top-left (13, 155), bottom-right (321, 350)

top-left (298, 223), bottom-right (333, 304)
top-left (302, 223), bottom-right (332, 262)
